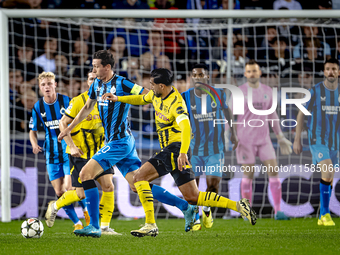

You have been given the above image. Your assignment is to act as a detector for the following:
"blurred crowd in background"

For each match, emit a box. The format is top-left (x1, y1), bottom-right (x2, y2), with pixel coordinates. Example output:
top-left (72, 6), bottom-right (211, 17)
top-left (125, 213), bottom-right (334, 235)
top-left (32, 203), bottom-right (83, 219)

top-left (6, 0), bottom-right (340, 138)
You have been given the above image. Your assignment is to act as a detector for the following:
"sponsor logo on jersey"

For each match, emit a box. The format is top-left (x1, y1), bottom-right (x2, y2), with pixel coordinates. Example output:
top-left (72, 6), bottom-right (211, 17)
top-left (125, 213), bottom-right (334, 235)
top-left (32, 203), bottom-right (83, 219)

top-left (155, 111), bottom-right (169, 122)
top-left (44, 120), bottom-right (60, 129)
top-left (60, 107), bottom-right (66, 115)
top-left (110, 86), bottom-right (116, 94)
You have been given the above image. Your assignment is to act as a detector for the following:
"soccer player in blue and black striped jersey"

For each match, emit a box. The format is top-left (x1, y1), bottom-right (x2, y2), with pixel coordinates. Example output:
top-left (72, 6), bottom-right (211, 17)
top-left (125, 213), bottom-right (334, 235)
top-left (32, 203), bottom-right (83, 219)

top-left (181, 64), bottom-right (238, 230)
top-left (29, 72), bottom-right (85, 231)
top-left (58, 50), bottom-right (199, 237)
top-left (294, 58), bottom-right (339, 226)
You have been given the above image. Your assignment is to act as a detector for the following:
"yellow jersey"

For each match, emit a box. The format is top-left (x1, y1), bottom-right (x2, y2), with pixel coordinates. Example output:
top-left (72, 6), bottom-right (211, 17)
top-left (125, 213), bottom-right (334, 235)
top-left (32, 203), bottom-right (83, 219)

top-left (143, 87), bottom-right (189, 148)
top-left (65, 92), bottom-right (104, 159)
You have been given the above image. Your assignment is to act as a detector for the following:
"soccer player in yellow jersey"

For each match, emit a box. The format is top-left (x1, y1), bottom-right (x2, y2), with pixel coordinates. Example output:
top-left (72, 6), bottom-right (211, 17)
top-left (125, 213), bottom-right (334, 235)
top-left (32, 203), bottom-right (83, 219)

top-left (45, 71), bottom-right (121, 235)
top-left (103, 68), bottom-right (257, 237)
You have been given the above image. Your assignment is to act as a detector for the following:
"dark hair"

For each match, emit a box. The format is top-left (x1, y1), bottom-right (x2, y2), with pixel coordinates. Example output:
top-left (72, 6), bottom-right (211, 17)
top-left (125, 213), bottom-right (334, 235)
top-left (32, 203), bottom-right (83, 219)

top-left (234, 41), bottom-right (245, 48)
top-left (191, 63), bottom-right (209, 73)
top-left (150, 68), bottom-right (174, 86)
top-left (324, 58), bottom-right (339, 68)
top-left (93, 50), bottom-right (115, 70)
top-left (270, 36), bottom-right (288, 45)
top-left (245, 59), bottom-right (259, 67)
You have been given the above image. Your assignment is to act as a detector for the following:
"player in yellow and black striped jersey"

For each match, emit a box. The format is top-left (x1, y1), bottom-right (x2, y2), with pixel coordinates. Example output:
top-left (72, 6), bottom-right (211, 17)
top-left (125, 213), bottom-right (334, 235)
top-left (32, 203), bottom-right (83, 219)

top-left (142, 81), bottom-right (188, 149)
top-left (64, 85), bottom-right (104, 160)
top-left (44, 71), bottom-right (120, 235)
top-left (102, 68), bottom-right (257, 237)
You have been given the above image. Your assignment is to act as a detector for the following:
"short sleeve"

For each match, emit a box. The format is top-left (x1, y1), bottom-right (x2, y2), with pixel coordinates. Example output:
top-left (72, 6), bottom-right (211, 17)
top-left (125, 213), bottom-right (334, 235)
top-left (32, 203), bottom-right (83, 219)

top-left (304, 87), bottom-right (316, 111)
top-left (29, 107), bottom-right (40, 131)
top-left (219, 89), bottom-right (228, 109)
top-left (65, 97), bottom-right (81, 119)
top-left (173, 101), bottom-right (189, 125)
top-left (122, 78), bottom-right (144, 95)
top-left (88, 81), bottom-right (97, 100)
top-left (142, 90), bottom-right (154, 103)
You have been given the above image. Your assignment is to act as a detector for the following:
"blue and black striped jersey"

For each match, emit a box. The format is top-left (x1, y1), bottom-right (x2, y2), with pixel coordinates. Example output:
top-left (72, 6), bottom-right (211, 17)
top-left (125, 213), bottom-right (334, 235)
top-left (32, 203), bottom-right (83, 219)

top-left (88, 74), bottom-right (144, 142)
top-left (181, 88), bottom-right (228, 156)
top-left (305, 82), bottom-right (340, 150)
top-left (30, 94), bottom-right (70, 164)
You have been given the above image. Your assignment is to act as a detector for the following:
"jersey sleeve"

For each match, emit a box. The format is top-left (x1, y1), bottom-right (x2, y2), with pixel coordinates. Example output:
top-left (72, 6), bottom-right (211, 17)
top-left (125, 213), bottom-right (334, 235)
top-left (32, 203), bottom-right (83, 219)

top-left (122, 78), bottom-right (144, 96)
top-left (219, 89), bottom-right (228, 109)
top-left (142, 90), bottom-right (154, 103)
top-left (304, 87), bottom-right (316, 111)
top-left (173, 101), bottom-right (189, 125)
top-left (29, 106), bottom-right (40, 131)
top-left (65, 97), bottom-right (81, 119)
top-left (88, 81), bottom-right (97, 100)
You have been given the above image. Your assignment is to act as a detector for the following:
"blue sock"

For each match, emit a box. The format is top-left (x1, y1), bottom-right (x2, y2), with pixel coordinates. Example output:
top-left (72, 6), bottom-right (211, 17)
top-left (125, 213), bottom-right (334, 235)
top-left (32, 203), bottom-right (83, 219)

top-left (319, 180), bottom-right (331, 218)
top-left (83, 180), bottom-right (100, 229)
top-left (195, 211), bottom-right (200, 221)
top-left (63, 204), bottom-right (80, 224)
top-left (150, 184), bottom-right (188, 211)
top-left (78, 199), bottom-right (86, 210)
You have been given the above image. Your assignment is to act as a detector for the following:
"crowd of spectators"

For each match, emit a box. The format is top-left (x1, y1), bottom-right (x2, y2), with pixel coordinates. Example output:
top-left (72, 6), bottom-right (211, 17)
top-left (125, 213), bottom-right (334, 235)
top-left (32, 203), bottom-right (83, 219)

top-left (0, 0), bottom-right (338, 10)
top-left (6, 0), bottom-right (340, 137)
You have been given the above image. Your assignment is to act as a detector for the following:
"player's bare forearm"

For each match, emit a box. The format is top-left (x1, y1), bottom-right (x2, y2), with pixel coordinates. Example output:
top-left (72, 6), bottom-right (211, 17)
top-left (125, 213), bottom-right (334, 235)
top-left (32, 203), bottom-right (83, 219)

top-left (29, 130), bottom-right (42, 154)
top-left (58, 98), bottom-right (95, 142)
top-left (224, 108), bottom-right (238, 149)
top-left (59, 115), bottom-right (77, 150)
top-left (293, 110), bottom-right (304, 154)
top-left (69, 99), bottom-right (96, 131)
top-left (294, 110), bottom-right (305, 140)
top-left (29, 130), bottom-right (38, 147)
top-left (224, 108), bottom-right (236, 137)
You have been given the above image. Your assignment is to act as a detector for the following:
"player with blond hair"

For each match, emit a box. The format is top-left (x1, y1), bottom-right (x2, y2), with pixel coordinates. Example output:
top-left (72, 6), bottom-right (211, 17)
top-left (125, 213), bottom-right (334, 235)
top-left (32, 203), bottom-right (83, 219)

top-left (29, 72), bottom-right (86, 231)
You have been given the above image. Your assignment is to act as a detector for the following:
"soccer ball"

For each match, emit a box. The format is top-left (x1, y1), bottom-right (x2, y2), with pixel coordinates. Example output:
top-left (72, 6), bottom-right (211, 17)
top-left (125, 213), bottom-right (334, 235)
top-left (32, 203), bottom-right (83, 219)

top-left (21, 218), bottom-right (44, 238)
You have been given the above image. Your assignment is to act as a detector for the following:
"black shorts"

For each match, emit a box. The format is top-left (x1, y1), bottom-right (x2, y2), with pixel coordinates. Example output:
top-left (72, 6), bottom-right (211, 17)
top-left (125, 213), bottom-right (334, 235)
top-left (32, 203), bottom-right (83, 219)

top-left (148, 142), bottom-right (195, 187)
top-left (69, 155), bottom-right (115, 188)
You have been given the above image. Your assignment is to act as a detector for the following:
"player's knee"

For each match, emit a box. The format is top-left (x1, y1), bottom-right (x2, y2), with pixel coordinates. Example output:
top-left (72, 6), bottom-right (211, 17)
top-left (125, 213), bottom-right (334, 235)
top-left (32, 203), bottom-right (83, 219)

top-left (55, 190), bottom-right (64, 197)
top-left (130, 186), bottom-right (137, 193)
top-left (322, 177), bottom-right (333, 183)
top-left (132, 171), bottom-right (145, 183)
top-left (76, 189), bottom-right (85, 200)
top-left (79, 167), bottom-right (92, 182)
top-left (64, 183), bottom-right (72, 192)
top-left (102, 182), bottom-right (114, 192)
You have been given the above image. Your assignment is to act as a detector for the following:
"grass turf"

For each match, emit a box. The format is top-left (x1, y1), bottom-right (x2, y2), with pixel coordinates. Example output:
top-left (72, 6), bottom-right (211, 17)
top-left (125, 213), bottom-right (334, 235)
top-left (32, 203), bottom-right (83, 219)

top-left (1, 218), bottom-right (339, 255)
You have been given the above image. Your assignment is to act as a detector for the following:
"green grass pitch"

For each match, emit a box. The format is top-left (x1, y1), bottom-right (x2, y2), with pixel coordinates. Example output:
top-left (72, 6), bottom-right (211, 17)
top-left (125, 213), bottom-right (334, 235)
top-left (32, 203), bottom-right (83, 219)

top-left (1, 218), bottom-right (339, 255)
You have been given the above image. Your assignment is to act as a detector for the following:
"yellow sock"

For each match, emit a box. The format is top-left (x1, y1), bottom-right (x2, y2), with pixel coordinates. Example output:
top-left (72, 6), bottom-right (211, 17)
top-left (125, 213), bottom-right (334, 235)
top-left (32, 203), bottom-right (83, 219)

top-left (55, 190), bottom-right (81, 210)
top-left (197, 191), bottom-right (238, 212)
top-left (134, 181), bottom-right (155, 224)
top-left (99, 191), bottom-right (114, 228)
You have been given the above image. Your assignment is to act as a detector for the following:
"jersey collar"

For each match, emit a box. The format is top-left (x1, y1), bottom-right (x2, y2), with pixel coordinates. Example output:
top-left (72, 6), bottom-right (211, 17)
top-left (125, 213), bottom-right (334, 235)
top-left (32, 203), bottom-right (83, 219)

top-left (162, 87), bottom-right (175, 100)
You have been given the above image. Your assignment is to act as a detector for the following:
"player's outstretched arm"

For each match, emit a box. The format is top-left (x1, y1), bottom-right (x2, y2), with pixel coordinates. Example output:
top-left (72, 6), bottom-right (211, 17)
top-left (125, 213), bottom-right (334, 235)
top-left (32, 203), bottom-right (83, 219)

top-left (293, 110), bottom-right (305, 155)
top-left (29, 130), bottom-right (42, 154)
top-left (223, 107), bottom-right (238, 151)
top-left (102, 93), bottom-right (150, 106)
top-left (58, 98), bottom-right (96, 142)
top-left (59, 115), bottom-right (84, 157)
